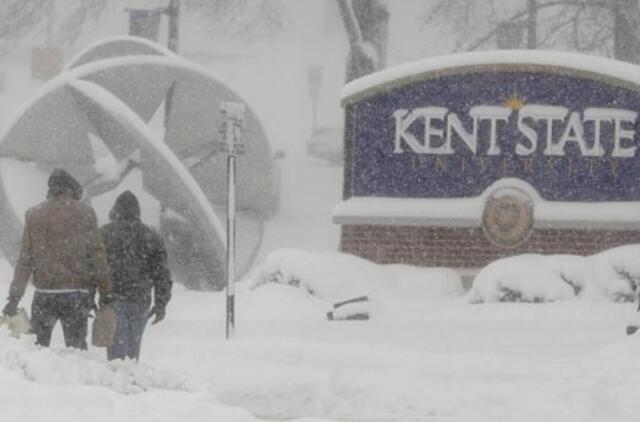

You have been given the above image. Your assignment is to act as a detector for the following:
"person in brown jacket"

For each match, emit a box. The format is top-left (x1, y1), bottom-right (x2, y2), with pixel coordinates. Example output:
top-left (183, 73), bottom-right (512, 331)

top-left (2, 169), bottom-right (112, 349)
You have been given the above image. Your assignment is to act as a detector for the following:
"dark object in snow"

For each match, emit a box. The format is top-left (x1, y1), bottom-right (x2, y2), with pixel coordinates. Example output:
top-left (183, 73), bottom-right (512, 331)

top-left (326, 295), bottom-right (370, 321)
top-left (626, 325), bottom-right (638, 335)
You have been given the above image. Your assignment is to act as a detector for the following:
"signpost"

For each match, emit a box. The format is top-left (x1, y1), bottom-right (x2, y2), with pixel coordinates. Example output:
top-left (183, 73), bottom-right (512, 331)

top-left (218, 102), bottom-right (245, 339)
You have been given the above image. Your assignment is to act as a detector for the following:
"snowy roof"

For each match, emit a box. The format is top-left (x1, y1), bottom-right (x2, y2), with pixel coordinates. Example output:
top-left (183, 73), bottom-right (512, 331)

top-left (341, 50), bottom-right (640, 104)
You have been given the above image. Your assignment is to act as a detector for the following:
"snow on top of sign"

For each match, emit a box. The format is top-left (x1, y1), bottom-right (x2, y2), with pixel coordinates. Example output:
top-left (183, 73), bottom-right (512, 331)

top-left (333, 196), bottom-right (640, 227)
top-left (333, 196), bottom-right (484, 226)
top-left (341, 50), bottom-right (640, 102)
top-left (333, 178), bottom-right (640, 228)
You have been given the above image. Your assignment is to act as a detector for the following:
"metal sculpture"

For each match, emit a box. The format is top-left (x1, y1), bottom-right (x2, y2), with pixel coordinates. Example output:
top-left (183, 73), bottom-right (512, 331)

top-left (0, 36), bottom-right (276, 289)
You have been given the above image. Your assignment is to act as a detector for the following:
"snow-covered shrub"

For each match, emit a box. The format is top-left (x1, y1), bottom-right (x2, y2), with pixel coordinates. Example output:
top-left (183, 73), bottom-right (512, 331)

top-left (469, 245), bottom-right (640, 304)
top-left (249, 248), bottom-right (384, 299)
top-left (468, 255), bottom-right (577, 304)
top-left (591, 245), bottom-right (640, 301)
top-left (248, 249), bottom-right (465, 310)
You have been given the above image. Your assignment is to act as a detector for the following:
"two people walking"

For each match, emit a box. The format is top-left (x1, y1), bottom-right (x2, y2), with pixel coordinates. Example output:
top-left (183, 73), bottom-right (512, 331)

top-left (2, 169), bottom-right (172, 361)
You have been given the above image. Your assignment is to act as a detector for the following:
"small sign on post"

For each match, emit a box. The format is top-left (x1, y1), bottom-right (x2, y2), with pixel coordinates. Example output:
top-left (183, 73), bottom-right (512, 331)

top-left (218, 102), bottom-right (245, 339)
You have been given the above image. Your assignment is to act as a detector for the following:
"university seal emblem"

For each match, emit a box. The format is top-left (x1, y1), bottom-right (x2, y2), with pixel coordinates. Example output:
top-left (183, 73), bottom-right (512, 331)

top-left (482, 187), bottom-right (534, 248)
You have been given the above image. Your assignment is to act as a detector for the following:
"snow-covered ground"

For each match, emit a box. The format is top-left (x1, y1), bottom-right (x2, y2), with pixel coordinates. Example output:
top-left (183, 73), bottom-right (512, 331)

top-left (2, 244), bottom-right (640, 421)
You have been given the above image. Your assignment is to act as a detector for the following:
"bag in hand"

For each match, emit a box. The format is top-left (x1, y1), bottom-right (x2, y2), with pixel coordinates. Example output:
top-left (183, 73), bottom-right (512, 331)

top-left (0, 308), bottom-right (33, 338)
top-left (91, 305), bottom-right (117, 347)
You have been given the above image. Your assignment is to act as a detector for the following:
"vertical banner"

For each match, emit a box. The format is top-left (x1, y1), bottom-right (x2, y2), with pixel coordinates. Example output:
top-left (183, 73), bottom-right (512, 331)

top-left (128, 9), bottom-right (162, 42)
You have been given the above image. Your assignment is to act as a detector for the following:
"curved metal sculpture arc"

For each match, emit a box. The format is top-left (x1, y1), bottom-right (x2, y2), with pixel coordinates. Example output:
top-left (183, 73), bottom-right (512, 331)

top-left (66, 77), bottom-right (227, 258)
top-left (65, 35), bottom-right (172, 70)
top-left (66, 56), bottom-right (275, 212)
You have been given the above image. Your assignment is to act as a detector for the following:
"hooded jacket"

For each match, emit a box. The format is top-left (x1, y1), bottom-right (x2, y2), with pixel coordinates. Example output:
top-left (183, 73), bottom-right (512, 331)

top-left (100, 191), bottom-right (172, 306)
top-left (9, 169), bottom-right (111, 299)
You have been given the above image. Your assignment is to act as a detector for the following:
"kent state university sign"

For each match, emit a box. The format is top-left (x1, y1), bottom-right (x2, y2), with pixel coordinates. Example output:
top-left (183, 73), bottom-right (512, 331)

top-left (343, 55), bottom-right (640, 203)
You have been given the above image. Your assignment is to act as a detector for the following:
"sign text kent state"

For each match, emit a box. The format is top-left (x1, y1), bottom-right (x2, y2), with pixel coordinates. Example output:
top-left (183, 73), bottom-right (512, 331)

top-left (350, 70), bottom-right (640, 201)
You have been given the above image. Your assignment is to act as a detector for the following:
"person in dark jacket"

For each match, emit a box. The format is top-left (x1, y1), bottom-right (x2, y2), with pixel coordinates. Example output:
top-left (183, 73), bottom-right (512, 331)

top-left (2, 168), bottom-right (112, 349)
top-left (100, 190), bottom-right (172, 361)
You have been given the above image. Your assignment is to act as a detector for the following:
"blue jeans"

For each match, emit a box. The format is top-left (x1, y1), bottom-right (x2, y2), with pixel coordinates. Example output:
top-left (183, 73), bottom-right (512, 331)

top-left (107, 301), bottom-right (149, 361)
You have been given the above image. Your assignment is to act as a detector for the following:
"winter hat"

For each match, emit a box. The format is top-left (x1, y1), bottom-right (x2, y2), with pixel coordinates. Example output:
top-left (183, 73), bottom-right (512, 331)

top-left (47, 168), bottom-right (83, 200)
top-left (109, 190), bottom-right (141, 221)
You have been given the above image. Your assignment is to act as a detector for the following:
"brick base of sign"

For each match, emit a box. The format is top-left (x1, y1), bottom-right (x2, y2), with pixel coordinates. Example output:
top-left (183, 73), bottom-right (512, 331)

top-left (340, 225), bottom-right (640, 269)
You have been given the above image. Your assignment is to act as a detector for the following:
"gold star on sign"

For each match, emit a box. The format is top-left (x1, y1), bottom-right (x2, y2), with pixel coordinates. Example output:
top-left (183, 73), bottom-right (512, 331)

top-left (505, 95), bottom-right (526, 110)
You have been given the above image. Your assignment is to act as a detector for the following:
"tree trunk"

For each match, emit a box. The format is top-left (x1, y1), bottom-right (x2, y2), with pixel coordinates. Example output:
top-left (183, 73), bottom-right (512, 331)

top-left (613, 0), bottom-right (640, 63)
top-left (527, 0), bottom-right (537, 49)
top-left (337, 0), bottom-right (389, 82)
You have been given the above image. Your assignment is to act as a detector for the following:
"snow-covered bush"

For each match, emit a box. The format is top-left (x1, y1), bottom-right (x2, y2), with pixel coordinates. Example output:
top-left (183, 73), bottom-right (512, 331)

top-left (468, 245), bottom-right (640, 304)
top-left (249, 248), bottom-right (384, 299)
top-left (248, 249), bottom-right (464, 313)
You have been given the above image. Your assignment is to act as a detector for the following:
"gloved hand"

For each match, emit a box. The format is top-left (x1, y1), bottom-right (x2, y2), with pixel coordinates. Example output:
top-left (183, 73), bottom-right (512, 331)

top-left (84, 295), bottom-right (98, 318)
top-left (147, 305), bottom-right (166, 325)
top-left (99, 293), bottom-right (114, 307)
top-left (2, 296), bottom-right (19, 317)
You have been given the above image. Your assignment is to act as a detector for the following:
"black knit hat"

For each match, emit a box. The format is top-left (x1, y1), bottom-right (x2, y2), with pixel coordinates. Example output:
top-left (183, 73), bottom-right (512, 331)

top-left (109, 190), bottom-right (141, 221)
top-left (47, 168), bottom-right (82, 200)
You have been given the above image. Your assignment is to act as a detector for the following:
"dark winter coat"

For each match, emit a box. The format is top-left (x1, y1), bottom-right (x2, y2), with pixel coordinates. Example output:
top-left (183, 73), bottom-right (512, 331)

top-left (100, 191), bottom-right (172, 307)
top-left (9, 169), bottom-right (111, 300)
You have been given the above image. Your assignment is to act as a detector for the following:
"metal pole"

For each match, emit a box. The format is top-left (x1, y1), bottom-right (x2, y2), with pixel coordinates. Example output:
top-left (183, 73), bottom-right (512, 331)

top-left (226, 152), bottom-right (236, 339)
top-left (167, 0), bottom-right (180, 53)
top-left (164, 0), bottom-right (179, 127)
top-left (220, 103), bottom-right (245, 339)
